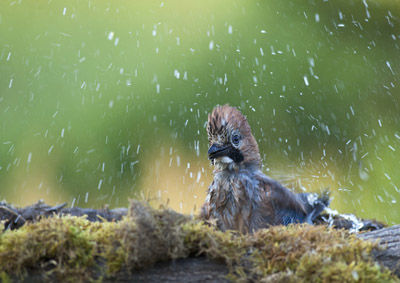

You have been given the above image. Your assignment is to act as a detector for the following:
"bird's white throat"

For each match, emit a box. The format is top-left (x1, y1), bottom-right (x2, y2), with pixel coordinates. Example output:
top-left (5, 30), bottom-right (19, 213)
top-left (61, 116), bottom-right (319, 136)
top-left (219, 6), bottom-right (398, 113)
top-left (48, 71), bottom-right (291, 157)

top-left (215, 156), bottom-right (234, 164)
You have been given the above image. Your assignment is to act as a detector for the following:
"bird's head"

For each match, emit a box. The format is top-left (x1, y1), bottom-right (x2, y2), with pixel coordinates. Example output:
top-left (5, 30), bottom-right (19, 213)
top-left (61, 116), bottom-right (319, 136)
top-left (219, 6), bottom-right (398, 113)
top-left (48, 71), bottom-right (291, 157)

top-left (207, 105), bottom-right (261, 168)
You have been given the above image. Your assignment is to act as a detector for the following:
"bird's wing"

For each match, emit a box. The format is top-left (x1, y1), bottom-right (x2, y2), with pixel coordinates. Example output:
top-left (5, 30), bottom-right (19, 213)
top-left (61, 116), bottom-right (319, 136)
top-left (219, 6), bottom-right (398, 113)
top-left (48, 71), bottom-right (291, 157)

top-left (259, 175), bottom-right (308, 225)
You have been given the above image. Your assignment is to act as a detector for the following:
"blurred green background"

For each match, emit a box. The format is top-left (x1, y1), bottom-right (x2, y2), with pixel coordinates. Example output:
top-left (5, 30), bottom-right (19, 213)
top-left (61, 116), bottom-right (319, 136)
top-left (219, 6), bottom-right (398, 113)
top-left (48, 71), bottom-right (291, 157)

top-left (0, 0), bottom-right (399, 224)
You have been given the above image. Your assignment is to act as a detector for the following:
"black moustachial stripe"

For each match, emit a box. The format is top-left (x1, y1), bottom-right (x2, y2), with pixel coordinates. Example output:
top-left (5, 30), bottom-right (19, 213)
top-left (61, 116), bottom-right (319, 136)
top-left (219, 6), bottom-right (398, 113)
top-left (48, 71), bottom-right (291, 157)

top-left (228, 147), bottom-right (244, 163)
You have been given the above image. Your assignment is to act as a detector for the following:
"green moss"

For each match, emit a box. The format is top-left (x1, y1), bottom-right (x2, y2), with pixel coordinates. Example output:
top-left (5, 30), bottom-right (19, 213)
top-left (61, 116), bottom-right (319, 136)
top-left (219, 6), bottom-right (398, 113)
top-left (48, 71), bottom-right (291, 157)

top-left (0, 216), bottom-right (97, 281)
top-left (183, 222), bottom-right (396, 282)
top-left (0, 201), bottom-right (397, 282)
top-left (0, 271), bottom-right (11, 283)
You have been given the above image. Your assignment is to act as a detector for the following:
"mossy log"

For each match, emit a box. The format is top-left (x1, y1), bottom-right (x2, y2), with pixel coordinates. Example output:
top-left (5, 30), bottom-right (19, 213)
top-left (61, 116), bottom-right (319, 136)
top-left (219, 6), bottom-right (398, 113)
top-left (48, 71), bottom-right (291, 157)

top-left (0, 200), bottom-right (399, 282)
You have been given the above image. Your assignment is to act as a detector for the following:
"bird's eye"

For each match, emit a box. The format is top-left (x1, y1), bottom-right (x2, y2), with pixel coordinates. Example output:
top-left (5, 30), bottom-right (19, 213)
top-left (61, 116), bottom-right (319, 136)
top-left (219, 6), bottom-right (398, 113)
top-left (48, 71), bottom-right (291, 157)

top-left (231, 134), bottom-right (241, 146)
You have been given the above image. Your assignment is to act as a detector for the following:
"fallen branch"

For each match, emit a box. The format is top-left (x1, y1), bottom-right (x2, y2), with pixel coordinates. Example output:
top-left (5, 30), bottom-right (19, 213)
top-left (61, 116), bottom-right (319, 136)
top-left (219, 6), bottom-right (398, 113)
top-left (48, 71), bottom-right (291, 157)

top-left (0, 200), bottom-right (127, 230)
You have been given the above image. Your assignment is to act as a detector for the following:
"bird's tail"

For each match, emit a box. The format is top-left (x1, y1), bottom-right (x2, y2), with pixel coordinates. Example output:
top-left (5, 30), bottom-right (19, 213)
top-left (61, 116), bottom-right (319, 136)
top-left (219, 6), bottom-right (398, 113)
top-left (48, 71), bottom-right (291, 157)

top-left (299, 189), bottom-right (331, 224)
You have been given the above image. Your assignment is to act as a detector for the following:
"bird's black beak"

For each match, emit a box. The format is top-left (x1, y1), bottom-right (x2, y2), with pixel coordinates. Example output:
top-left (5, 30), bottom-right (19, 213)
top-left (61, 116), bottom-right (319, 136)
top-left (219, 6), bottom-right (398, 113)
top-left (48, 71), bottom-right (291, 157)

top-left (208, 144), bottom-right (231, 160)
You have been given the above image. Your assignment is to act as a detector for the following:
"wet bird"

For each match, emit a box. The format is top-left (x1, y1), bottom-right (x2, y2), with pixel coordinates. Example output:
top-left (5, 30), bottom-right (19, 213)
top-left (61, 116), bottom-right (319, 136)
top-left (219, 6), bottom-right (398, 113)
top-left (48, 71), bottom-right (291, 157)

top-left (201, 105), bottom-right (330, 233)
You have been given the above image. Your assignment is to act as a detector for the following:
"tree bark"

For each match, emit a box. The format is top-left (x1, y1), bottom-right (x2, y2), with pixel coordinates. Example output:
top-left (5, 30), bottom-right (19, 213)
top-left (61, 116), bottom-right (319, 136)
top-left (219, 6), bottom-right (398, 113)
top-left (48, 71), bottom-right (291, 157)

top-left (105, 257), bottom-right (229, 283)
top-left (358, 224), bottom-right (400, 277)
top-left (22, 257), bottom-right (229, 283)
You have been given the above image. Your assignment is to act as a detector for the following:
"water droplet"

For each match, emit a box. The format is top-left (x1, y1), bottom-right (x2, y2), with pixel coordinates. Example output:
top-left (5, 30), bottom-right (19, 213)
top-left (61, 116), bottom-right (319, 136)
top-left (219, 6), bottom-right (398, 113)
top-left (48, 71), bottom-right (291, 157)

top-left (303, 75), bottom-right (309, 86)
top-left (107, 31), bottom-right (114, 40)
top-left (209, 40), bottom-right (214, 50)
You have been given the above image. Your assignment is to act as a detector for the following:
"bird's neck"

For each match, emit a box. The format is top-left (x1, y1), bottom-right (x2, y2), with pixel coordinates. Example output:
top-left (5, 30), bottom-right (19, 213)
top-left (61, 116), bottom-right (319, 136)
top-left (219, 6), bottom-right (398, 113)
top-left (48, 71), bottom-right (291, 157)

top-left (213, 160), bottom-right (260, 174)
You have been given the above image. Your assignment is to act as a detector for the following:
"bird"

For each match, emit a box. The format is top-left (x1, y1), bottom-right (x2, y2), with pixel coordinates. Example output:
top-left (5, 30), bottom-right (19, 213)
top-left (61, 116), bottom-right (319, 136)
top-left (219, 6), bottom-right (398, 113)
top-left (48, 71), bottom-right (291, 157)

top-left (200, 104), bottom-right (330, 233)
